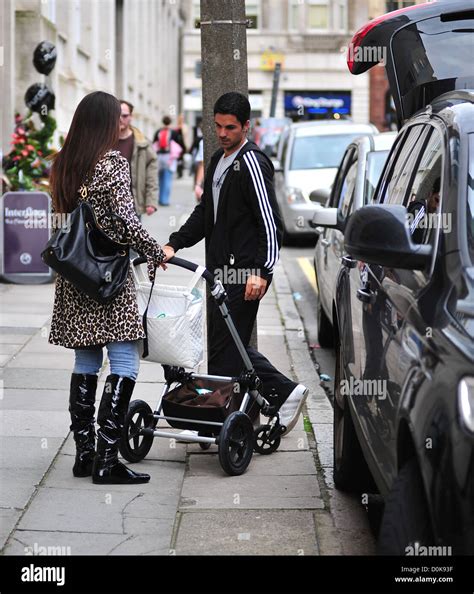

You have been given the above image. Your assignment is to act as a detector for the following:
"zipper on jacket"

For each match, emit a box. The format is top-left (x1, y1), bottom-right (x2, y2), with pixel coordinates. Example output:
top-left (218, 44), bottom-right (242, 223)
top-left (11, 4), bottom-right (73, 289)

top-left (229, 253), bottom-right (235, 265)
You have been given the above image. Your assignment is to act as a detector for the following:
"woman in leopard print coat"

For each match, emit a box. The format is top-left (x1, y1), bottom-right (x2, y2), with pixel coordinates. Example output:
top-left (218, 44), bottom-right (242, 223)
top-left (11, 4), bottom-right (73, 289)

top-left (48, 91), bottom-right (165, 486)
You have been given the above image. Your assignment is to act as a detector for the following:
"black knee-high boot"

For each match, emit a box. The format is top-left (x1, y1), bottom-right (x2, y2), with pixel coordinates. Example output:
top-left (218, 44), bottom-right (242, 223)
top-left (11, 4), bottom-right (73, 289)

top-left (92, 374), bottom-right (150, 485)
top-left (69, 374), bottom-right (98, 477)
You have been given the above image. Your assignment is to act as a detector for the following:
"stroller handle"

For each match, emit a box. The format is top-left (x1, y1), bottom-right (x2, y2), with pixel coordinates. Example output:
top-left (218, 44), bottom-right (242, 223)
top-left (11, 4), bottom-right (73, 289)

top-left (132, 255), bottom-right (216, 287)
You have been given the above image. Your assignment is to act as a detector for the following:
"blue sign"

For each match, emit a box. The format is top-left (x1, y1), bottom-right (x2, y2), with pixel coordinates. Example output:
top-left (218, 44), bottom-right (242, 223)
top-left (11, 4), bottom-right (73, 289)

top-left (285, 92), bottom-right (351, 115)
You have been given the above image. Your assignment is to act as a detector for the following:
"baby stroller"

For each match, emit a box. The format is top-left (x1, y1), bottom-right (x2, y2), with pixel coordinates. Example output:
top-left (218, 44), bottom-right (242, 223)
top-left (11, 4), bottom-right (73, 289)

top-left (119, 256), bottom-right (285, 476)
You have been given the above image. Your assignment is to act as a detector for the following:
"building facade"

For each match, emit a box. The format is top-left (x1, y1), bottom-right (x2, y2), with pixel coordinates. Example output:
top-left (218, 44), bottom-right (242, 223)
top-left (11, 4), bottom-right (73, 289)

top-left (1, 0), bottom-right (185, 155)
top-left (182, 0), bottom-right (371, 128)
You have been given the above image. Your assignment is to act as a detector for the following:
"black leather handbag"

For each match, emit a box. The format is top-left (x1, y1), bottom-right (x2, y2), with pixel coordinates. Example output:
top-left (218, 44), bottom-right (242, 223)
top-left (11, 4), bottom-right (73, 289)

top-left (42, 186), bottom-right (130, 304)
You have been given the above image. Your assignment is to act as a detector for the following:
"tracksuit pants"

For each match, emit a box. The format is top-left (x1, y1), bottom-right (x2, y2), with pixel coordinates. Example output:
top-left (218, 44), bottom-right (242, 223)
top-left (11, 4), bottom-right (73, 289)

top-left (207, 282), bottom-right (297, 410)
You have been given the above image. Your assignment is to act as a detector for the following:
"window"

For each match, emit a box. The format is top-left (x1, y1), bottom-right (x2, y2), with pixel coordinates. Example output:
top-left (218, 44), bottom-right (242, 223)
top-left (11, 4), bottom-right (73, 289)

top-left (406, 130), bottom-right (443, 245)
top-left (289, 0), bottom-right (303, 30)
top-left (380, 125), bottom-right (430, 205)
top-left (364, 150), bottom-right (390, 205)
top-left (386, 1), bottom-right (415, 12)
top-left (307, 0), bottom-right (329, 30)
top-left (330, 147), bottom-right (355, 208)
top-left (339, 159), bottom-right (358, 218)
top-left (246, 0), bottom-right (260, 30)
top-left (290, 133), bottom-right (367, 171)
top-left (467, 135), bottom-right (474, 264)
top-left (41, 0), bottom-right (56, 23)
top-left (192, 0), bottom-right (200, 28)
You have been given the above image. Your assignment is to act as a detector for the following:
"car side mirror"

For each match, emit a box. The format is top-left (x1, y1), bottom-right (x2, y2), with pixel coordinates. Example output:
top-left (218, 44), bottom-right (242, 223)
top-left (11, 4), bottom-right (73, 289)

top-left (273, 159), bottom-right (283, 172)
top-left (344, 204), bottom-right (432, 270)
top-left (309, 188), bottom-right (330, 206)
top-left (310, 207), bottom-right (346, 232)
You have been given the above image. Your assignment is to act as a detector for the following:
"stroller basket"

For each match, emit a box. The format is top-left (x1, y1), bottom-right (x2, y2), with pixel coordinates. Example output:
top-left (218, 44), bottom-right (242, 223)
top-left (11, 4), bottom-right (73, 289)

top-left (162, 379), bottom-right (239, 433)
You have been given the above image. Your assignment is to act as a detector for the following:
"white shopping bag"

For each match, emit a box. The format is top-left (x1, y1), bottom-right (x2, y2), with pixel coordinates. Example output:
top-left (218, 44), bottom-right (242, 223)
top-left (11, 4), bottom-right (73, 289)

top-left (133, 263), bottom-right (205, 369)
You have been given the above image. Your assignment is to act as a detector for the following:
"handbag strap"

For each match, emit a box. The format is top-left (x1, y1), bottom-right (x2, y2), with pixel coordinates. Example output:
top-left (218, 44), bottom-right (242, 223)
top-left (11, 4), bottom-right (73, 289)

top-left (141, 271), bottom-right (156, 359)
top-left (186, 265), bottom-right (206, 293)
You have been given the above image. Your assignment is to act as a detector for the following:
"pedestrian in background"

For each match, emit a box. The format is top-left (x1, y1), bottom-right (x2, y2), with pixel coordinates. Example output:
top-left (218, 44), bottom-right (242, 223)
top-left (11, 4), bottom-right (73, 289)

top-left (49, 91), bottom-right (167, 485)
top-left (162, 92), bottom-right (308, 434)
top-left (115, 100), bottom-right (158, 218)
top-left (175, 113), bottom-right (189, 179)
top-left (153, 116), bottom-right (182, 206)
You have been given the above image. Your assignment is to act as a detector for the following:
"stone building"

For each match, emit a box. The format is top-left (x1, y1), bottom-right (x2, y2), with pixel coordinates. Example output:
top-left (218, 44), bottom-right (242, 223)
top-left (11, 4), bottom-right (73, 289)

top-left (1, 0), bottom-right (186, 155)
top-left (182, 0), bottom-right (371, 128)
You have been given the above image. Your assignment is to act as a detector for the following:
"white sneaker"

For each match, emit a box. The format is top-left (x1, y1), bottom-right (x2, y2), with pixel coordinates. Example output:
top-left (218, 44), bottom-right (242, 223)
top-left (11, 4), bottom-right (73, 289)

top-left (176, 429), bottom-right (198, 443)
top-left (279, 384), bottom-right (309, 436)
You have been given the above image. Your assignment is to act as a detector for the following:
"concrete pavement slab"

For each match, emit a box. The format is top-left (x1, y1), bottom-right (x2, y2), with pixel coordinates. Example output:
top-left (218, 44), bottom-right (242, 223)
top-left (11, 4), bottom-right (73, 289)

top-left (1, 368), bottom-right (71, 390)
top-left (175, 510), bottom-right (319, 555)
top-left (8, 353), bottom-right (74, 369)
top-left (0, 508), bottom-right (22, 549)
top-left (0, 389), bottom-right (68, 411)
top-left (187, 450), bottom-right (317, 478)
top-left (0, 410), bottom-right (69, 437)
top-left (0, 334), bottom-right (31, 344)
top-left (180, 474), bottom-right (323, 510)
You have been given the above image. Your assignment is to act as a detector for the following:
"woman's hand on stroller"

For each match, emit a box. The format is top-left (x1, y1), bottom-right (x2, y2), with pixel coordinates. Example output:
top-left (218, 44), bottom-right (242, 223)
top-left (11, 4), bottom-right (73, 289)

top-left (162, 245), bottom-right (175, 264)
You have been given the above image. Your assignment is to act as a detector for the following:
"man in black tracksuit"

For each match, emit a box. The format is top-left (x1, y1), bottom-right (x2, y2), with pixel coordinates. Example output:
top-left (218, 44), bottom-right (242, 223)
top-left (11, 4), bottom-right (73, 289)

top-left (163, 93), bottom-right (308, 435)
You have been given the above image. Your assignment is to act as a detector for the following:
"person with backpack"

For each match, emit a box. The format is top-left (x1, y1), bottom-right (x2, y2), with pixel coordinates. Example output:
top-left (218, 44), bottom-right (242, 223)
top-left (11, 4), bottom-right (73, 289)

top-left (153, 116), bottom-right (182, 206)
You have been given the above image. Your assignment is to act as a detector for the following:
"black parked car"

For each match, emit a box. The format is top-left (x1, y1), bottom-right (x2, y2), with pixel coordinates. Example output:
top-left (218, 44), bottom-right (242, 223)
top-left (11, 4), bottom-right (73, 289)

top-left (318, 0), bottom-right (474, 554)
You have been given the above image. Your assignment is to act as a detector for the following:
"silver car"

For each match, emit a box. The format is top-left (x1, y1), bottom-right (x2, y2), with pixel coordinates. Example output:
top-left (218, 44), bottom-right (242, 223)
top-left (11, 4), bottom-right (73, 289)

top-left (312, 132), bottom-right (396, 346)
top-left (274, 120), bottom-right (378, 242)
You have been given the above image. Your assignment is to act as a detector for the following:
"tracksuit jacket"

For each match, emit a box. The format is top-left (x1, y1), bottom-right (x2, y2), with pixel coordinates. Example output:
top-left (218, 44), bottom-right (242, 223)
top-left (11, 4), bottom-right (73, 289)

top-left (167, 141), bottom-right (283, 281)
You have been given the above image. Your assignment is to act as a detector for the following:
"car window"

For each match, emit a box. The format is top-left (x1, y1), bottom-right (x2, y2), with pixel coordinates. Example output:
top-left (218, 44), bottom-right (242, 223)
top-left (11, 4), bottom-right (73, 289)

top-left (364, 150), bottom-right (389, 204)
top-left (339, 159), bottom-right (358, 218)
top-left (382, 125), bottom-right (432, 205)
top-left (290, 134), bottom-right (363, 170)
top-left (467, 134), bottom-right (474, 264)
top-left (406, 130), bottom-right (443, 246)
top-left (329, 147), bottom-right (356, 208)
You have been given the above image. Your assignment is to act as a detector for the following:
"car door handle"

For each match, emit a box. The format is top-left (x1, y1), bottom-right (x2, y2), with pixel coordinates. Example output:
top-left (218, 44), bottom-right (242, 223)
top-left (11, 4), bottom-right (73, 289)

top-left (321, 238), bottom-right (330, 247)
top-left (341, 256), bottom-right (356, 268)
top-left (357, 287), bottom-right (376, 304)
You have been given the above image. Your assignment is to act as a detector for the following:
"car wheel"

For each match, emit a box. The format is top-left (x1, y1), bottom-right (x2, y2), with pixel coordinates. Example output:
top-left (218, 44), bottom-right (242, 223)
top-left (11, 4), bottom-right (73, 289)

top-left (377, 458), bottom-right (434, 555)
top-left (333, 342), bottom-right (376, 493)
top-left (317, 299), bottom-right (334, 348)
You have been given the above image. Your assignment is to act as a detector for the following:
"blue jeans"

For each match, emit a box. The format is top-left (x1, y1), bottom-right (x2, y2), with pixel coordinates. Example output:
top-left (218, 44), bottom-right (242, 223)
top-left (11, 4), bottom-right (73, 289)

top-left (74, 341), bottom-right (140, 381)
top-left (158, 168), bottom-right (173, 205)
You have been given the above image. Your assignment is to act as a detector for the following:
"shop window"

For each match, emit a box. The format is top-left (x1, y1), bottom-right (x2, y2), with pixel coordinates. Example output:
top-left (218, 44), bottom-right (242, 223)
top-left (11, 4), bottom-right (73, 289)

top-left (386, 1), bottom-right (415, 12)
top-left (307, 0), bottom-right (329, 30)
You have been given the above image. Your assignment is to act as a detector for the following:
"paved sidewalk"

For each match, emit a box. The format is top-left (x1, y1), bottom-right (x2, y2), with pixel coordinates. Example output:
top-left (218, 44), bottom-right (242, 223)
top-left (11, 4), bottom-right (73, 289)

top-left (0, 176), bottom-right (374, 556)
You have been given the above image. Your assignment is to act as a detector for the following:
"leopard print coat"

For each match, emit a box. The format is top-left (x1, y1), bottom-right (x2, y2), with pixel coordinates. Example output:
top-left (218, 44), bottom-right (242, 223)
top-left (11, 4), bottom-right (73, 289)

top-left (49, 150), bottom-right (165, 349)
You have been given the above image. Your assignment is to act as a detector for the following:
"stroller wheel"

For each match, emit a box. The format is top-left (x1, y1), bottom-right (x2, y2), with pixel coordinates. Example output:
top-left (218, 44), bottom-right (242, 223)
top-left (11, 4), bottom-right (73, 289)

top-left (254, 424), bottom-right (281, 455)
top-left (198, 432), bottom-right (212, 450)
top-left (218, 412), bottom-right (254, 476)
top-left (119, 400), bottom-right (154, 463)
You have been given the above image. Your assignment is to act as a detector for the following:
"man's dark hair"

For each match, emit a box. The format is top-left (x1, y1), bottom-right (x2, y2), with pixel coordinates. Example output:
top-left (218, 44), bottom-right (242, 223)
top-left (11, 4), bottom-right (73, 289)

top-left (120, 100), bottom-right (134, 114)
top-left (162, 115), bottom-right (172, 126)
top-left (213, 92), bottom-right (250, 127)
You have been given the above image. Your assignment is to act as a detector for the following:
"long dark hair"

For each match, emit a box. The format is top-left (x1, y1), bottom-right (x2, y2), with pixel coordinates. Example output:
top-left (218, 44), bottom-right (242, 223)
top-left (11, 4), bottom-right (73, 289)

top-left (50, 91), bottom-right (120, 212)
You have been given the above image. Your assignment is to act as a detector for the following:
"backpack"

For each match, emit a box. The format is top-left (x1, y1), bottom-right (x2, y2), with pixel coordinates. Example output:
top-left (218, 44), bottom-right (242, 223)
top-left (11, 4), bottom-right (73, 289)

top-left (157, 128), bottom-right (170, 153)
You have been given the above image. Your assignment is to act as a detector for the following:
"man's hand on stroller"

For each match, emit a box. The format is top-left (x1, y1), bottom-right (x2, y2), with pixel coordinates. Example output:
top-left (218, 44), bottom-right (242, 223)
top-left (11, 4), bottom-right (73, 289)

top-left (245, 275), bottom-right (267, 301)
